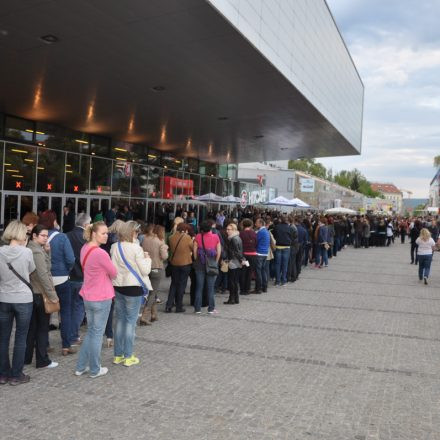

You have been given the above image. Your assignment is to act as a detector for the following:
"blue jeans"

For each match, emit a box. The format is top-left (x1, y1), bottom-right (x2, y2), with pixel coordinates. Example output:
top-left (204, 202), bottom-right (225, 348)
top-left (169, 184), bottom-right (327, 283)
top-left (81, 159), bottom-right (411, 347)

top-left (254, 255), bottom-right (268, 291)
top-left (215, 270), bottom-right (228, 291)
top-left (0, 302), bottom-right (33, 378)
top-left (56, 280), bottom-right (73, 349)
top-left (274, 248), bottom-right (290, 285)
top-left (418, 254), bottom-right (433, 279)
top-left (194, 270), bottom-right (217, 312)
top-left (70, 280), bottom-right (84, 343)
top-left (114, 292), bottom-right (142, 358)
top-left (76, 299), bottom-right (112, 376)
top-left (315, 245), bottom-right (329, 266)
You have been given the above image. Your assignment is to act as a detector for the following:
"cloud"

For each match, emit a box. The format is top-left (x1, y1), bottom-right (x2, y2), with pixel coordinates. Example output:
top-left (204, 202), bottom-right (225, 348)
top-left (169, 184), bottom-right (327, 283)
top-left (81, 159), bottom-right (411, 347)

top-left (321, 0), bottom-right (440, 198)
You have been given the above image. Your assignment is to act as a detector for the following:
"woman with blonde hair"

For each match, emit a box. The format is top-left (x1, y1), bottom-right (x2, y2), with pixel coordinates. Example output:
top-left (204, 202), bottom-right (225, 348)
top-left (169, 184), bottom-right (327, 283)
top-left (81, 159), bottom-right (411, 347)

top-left (140, 224), bottom-right (168, 325)
top-left (0, 220), bottom-right (36, 385)
top-left (224, 222), bottom-right (244, 305)
top-left (111, 221), bottom-right (152, 367)
top-left (75, 222), bottom-right (117, 378)
top-left (415, 228), bottom-right (436, 285)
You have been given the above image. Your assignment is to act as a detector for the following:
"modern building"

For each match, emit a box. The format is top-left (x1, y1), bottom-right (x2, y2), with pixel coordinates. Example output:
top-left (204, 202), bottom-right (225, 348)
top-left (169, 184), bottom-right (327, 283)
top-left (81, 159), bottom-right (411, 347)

top-left (0, 0), bottom-right (363, 227)
top-left (370, 183), bottom-right (403, 213)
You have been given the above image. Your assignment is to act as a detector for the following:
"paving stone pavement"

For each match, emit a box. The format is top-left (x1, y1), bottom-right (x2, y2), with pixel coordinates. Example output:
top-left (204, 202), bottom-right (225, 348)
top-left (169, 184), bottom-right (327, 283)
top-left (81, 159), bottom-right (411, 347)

top-left (1, 243), bottom-right (440, 440)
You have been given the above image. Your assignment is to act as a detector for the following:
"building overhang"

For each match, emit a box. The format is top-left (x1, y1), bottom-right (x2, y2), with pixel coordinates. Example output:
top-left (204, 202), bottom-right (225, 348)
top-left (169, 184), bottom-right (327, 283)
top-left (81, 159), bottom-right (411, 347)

top-left (0, 0), bottom-right (360, 163)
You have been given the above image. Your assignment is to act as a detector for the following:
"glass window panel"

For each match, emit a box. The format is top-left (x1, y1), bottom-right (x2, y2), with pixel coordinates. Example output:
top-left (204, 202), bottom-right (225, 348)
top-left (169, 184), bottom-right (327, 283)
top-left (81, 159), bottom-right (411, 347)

top-left (4, 194), bottom-right (18, 226)
top-left (20, 196), bottom-right (34, 220)
top-left (131, 164), bottom-right (148, 198)
top-left (200, 176), bottom-right (210, 195)
top-left (219, 164), bottom-right (228, 178)
top-left (5, 116), bottom-right (34, 142)
top-left (65, 153), bottom-right (90, 194)
top-left (162, 153), bottom-right (183, 171)
top-left (0, 141), bottom-right (3, 188)
top-left (112, 160), bottom-right (131, 197)
top-left (199, 161), bottom-right (206, 176)
top-left (90, 157), bottom-right (112, 195)
top-left (227, 164), bottom-right (237, 180)
top-left (36, 148), bottom-right (65, 193)
top-left (4, 143), bottom-right (36, 191)
top-left (147, 148), bottom-right (161, 166)
top-left (191, 173), bottom-right (200, 196)
top-left (35, 123), bottom-right (90, 154)
top-left (91, 135), bottom-right (110, 157)
top-left (147, 166), bottom-right (162, 198)
top-left (185, 157), bottom-right (199, 173)
top-left (205, 162), bottom-right (218, 177)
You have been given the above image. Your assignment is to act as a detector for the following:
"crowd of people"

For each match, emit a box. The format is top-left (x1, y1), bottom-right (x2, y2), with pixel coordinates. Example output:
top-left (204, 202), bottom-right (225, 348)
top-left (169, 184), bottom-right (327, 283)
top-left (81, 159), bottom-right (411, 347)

top-left (0, 205), bottom-right (438, 385)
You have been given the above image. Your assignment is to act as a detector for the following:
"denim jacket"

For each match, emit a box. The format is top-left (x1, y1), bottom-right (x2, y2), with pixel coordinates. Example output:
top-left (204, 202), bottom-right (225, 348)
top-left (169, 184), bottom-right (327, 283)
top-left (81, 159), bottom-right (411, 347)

top-left (48, 229), bottom-right (75, 277)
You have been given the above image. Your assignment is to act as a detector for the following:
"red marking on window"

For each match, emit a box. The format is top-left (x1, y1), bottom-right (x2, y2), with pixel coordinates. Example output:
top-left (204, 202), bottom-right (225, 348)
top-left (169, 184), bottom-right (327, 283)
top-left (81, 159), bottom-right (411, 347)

top-left (15, 181), bottom-right (22, 189)
top-left (47, 183), bottom-right (52, 191)
top-left (73, 185), bottom-right (79, 192)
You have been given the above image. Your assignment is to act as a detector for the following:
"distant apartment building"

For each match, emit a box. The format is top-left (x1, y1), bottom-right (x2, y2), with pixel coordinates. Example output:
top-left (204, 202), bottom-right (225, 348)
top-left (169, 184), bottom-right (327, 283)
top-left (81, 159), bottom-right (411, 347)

top-left (370, 183), bottom-right (403, 213)
top-left (238, 163), bottom-right (366, 210)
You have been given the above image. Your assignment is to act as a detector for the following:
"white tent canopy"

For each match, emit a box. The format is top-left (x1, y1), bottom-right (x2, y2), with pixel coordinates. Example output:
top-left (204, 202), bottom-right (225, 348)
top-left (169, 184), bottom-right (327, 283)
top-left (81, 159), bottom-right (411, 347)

top-left (222, 195), bottom-right (241, 203)
top-left (289, 198), bottom-right (311, 208)
top-left (324, 207), bottom-right (357, 215)
top-left (196, 193), bottom-right (223, 202)
top-left (264, 196), bottom-right (293, 206)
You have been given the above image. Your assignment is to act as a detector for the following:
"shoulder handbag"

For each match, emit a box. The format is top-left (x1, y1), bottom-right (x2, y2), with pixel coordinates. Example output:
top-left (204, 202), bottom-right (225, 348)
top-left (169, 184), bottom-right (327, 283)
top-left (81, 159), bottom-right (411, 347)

top-left (7, 262), bottom-right (60, 314)
top-left (201, 234), bottom-right (219, 276)
top-left (117, 242), bottom-right (149, 298)
top-left (166, 234), bottom-right (184, 277)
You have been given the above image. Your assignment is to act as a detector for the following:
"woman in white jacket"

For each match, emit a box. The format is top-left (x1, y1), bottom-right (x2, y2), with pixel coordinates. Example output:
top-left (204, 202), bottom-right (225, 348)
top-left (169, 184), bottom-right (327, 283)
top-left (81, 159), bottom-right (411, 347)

top-left (110, 221), bottom-right (152, 367)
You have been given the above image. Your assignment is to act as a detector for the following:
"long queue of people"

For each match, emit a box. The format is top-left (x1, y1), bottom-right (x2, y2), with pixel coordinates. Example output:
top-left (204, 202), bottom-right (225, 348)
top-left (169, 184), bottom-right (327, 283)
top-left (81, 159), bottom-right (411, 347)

top-left (1, 207), bottom-right (438, 386)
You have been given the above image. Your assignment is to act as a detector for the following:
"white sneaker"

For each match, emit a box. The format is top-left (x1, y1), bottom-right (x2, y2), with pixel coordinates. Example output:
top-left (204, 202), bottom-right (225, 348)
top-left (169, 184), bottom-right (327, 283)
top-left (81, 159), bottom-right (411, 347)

top-left (90, 367), bottom-right (108, 378)
top-left (74, 367), bottom-right (90, 376)
top-left (46, 361), bottom-right (59, 369)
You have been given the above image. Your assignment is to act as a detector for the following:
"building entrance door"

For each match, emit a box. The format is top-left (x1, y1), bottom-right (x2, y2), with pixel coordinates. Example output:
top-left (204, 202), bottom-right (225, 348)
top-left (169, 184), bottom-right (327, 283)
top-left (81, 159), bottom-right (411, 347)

top-left (1, 192), bottom-right (35, 227)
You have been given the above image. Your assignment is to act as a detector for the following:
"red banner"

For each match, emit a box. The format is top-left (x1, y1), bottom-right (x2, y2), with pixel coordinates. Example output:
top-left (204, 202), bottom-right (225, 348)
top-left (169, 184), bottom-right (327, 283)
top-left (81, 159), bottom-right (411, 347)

top-left (161, 176), bottom-right (194, 199)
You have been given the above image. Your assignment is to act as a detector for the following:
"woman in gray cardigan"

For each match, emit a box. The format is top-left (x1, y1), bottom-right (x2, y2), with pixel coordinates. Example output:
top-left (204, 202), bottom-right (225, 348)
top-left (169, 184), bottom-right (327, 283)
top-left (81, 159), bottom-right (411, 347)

top-left (25, 225), bottom-right (59, 369)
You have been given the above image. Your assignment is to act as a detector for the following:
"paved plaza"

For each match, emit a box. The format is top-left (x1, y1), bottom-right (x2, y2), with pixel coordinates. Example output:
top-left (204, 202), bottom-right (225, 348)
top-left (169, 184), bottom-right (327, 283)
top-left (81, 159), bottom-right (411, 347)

top-left (2, 242), bottom-right (440, 440)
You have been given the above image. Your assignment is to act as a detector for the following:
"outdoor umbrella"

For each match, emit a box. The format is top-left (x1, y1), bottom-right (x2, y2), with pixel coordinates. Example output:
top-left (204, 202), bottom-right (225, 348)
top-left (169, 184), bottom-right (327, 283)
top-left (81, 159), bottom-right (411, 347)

top-left (324, 207), bottom-right (357, 215)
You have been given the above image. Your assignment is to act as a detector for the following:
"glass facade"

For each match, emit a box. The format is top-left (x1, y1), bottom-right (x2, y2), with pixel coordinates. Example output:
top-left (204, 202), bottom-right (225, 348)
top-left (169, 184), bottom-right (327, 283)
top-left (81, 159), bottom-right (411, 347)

top-left (0, 113), bottom-right (259, 226)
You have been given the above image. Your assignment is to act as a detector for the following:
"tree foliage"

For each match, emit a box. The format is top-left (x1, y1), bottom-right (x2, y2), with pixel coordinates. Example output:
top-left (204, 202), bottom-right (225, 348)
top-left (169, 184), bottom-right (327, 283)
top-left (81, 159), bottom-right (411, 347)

top-left (287, 158), bottom-right (329, 180)
top-left (434, 155), bottom-right (440, 167)
top-left (288, 158), bottom-right (381, 198)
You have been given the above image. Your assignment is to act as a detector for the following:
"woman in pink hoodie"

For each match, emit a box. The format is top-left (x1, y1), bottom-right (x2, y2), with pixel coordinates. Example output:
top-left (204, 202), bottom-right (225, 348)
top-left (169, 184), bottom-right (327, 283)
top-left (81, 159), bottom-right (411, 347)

top-left (75, 222), bottom-right (117, 379)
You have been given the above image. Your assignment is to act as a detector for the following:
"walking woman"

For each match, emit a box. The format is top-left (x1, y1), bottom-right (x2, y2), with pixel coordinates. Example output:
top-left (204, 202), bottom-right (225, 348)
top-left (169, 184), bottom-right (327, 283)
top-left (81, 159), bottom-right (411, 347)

top-left (39, 210), bottom-right (75, 356)
top-left (25, 225), bottom-right (59, 369)
top-left (75, 222), bottom-right (117, 378)
top-left (193, 220), bottom-right (221, 314)
top-left (224, 223), bottom-right (244, 305)
top-left (111, 221), bottom-right (152, 366)
top-left (415, 228), bottom-right (436, 285)
top-left (140, 224), bottom-right (168, 325)
top-left (0, 220), bottom-right (36, 385)
top-left (166, 223), bottom-right (193, 313)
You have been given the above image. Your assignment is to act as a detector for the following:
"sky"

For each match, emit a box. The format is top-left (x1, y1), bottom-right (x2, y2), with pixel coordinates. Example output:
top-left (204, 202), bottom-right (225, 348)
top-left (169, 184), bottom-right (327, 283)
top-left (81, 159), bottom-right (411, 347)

top-left (317, 0), bottom-right (440, 198)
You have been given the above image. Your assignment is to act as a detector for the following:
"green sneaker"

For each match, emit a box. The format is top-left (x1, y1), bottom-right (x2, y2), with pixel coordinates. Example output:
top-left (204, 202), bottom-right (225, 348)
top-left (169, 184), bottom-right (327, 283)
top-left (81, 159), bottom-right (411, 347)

top-left (123, 355), bottom-right (140, 367)
top-left (113, 356), bottom-right (125, 365)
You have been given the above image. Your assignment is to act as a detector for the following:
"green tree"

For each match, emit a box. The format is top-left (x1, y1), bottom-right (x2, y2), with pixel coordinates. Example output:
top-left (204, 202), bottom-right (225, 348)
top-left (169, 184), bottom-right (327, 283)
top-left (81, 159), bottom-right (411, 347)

top-left (434, 155), bottom-right (440, 167)
top-left (288, 158), bottom-right (328, 179)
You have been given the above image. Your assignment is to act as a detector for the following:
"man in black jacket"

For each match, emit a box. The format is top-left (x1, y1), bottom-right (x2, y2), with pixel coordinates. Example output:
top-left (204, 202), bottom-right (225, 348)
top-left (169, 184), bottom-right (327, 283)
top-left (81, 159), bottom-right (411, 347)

top-left (273, 215), bottom-right (295, 286)
top-left (66, 213), bottom-right (91, 345)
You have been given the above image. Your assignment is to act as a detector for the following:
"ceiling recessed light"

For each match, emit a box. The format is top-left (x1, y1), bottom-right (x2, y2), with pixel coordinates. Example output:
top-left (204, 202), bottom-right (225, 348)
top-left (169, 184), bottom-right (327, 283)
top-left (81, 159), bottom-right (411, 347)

top-left (254, 135), bottom-right (264, 139)
top-left (40, 34), bottom-right (59, 44)
top-left (151, 85), bottom-right (166, 92)
top-left (217, 116), bottom-right (229, 121)
top-left (0, 29), bottom-right (9, 36)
